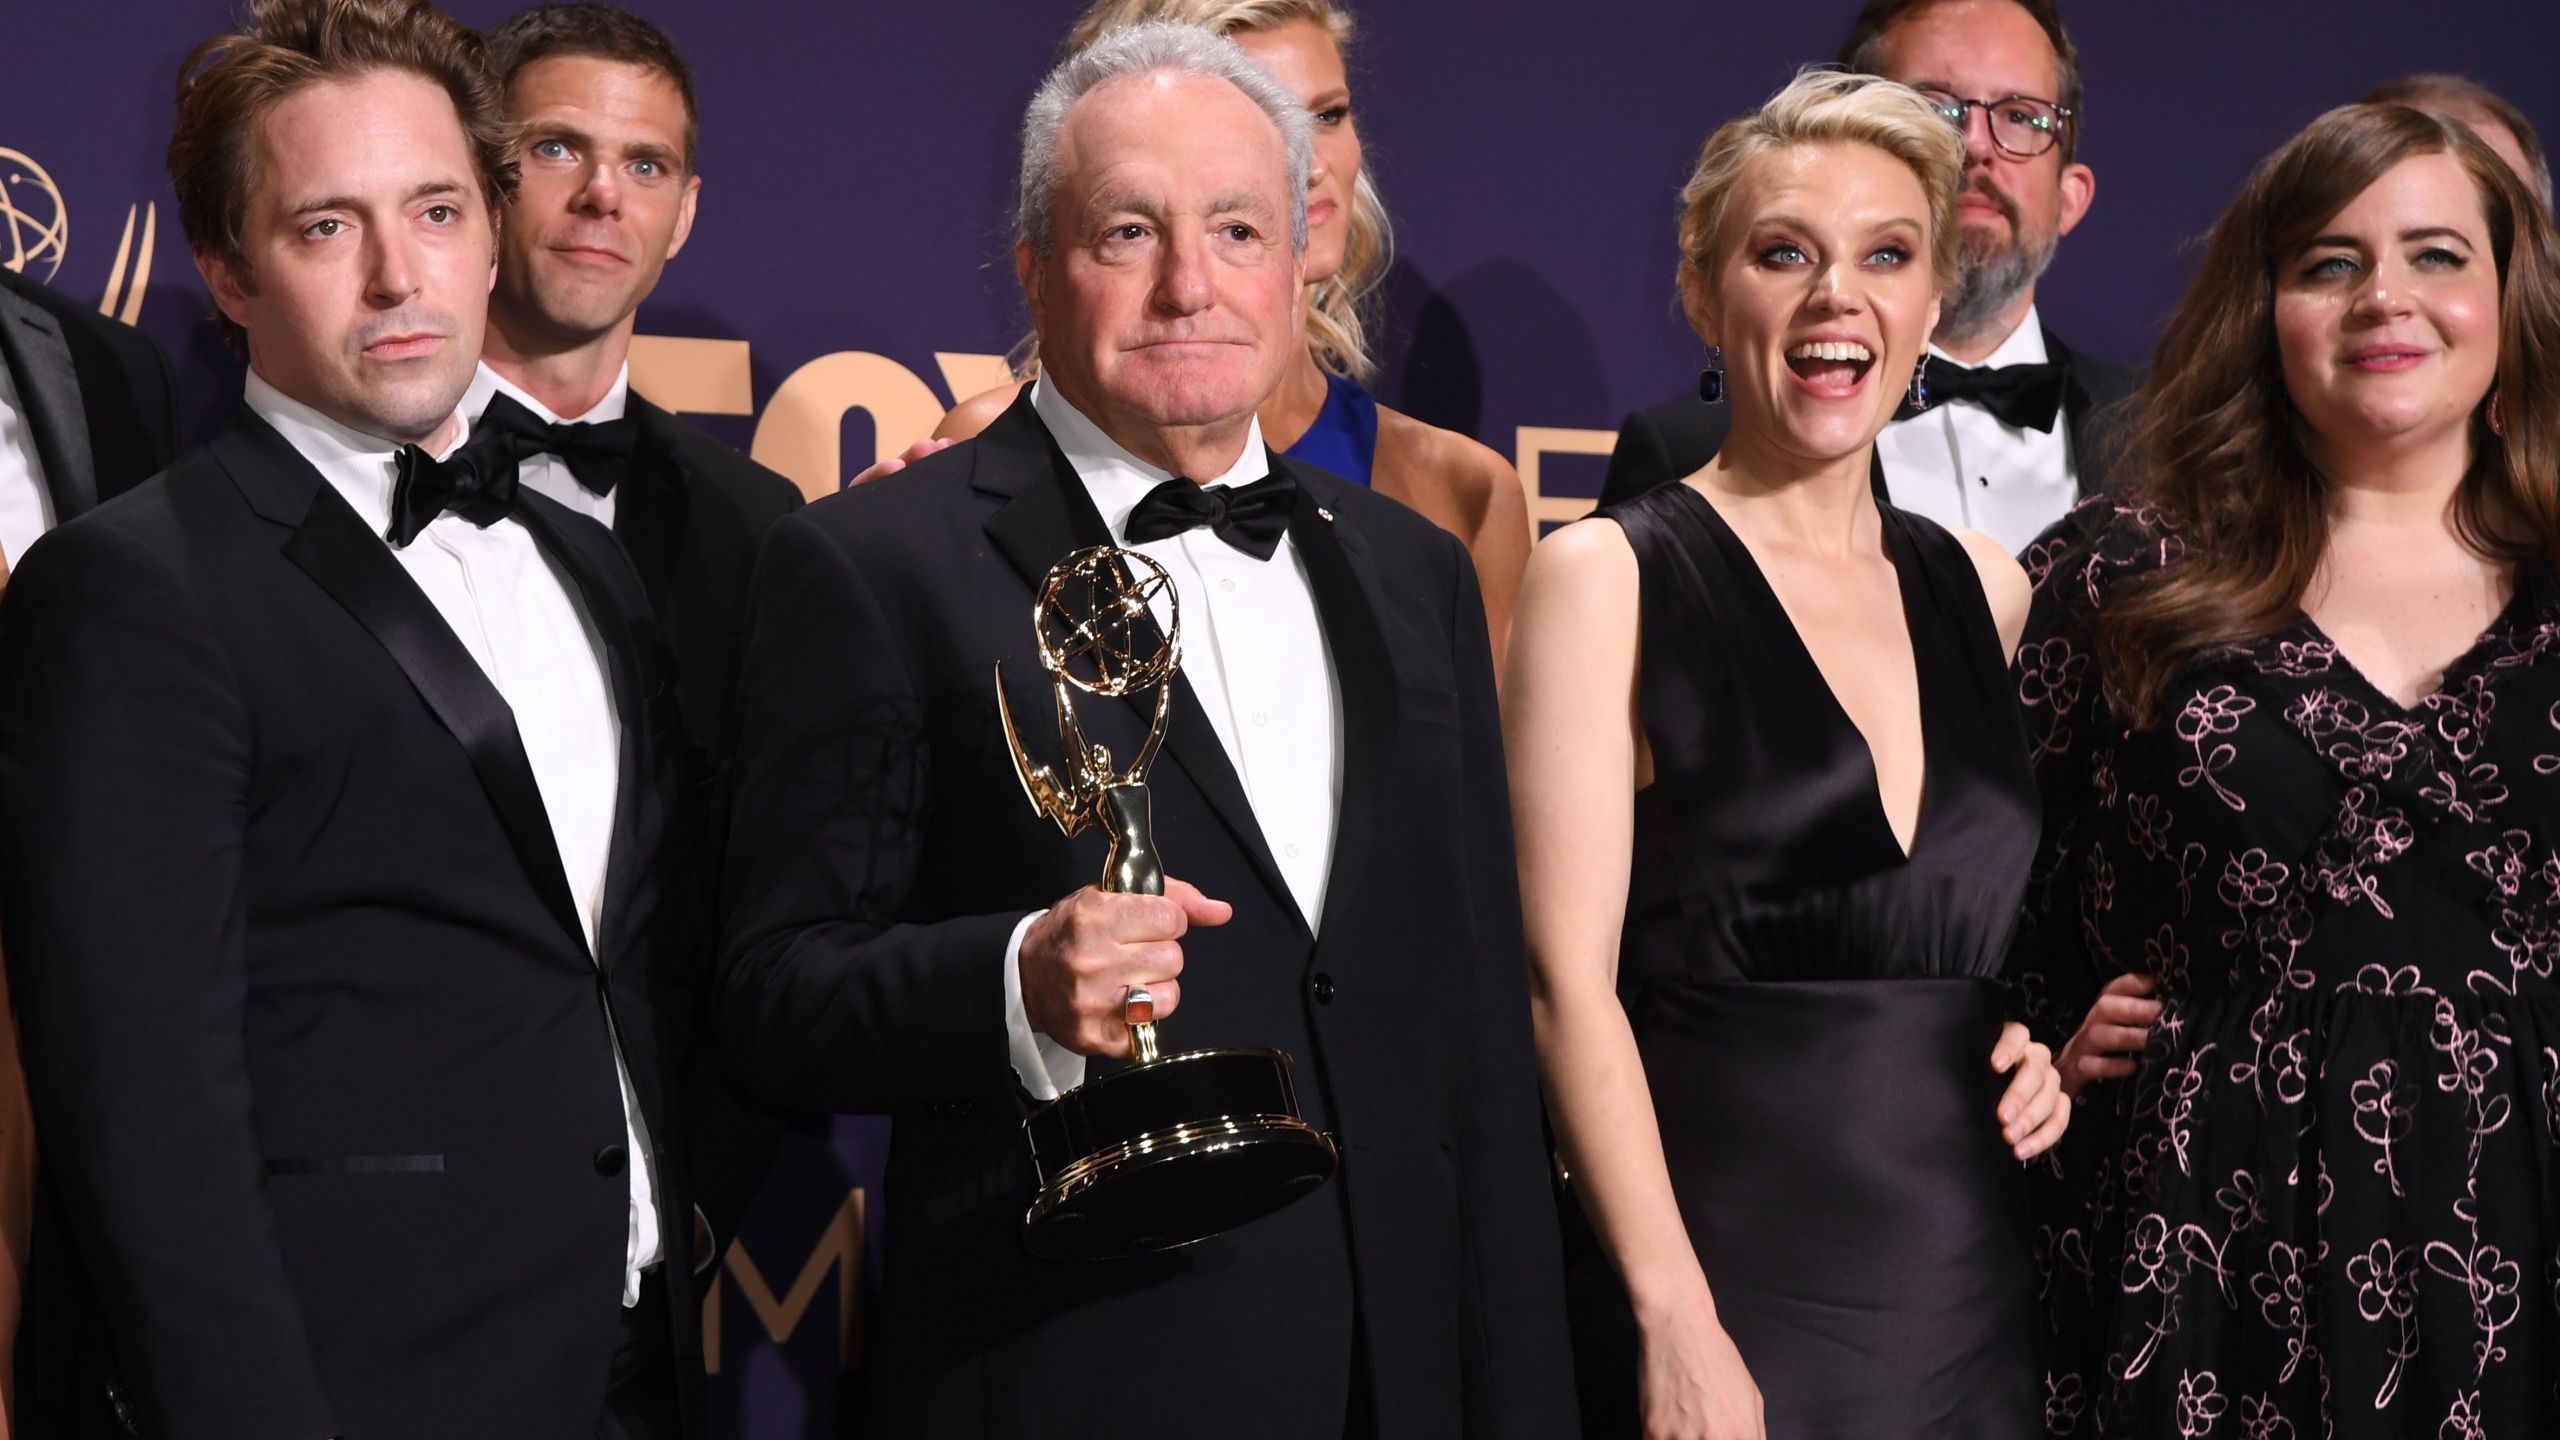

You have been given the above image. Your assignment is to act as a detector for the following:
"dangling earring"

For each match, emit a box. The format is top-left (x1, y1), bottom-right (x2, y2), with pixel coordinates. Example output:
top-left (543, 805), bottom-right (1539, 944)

top-left (1906, 355), bottom-right (1930, 411)
top-left (1698, 346), bottom-right (1725, 405)
top-left (2488, 386), bottom-right (2506, 437)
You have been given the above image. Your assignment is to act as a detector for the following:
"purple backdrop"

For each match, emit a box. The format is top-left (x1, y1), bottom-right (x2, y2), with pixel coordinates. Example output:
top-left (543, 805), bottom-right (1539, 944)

top-left (7, 0), bottom-right (2558, 1431)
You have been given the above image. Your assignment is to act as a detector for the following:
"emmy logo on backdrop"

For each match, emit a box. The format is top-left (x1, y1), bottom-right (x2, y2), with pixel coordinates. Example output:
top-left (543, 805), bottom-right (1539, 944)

top-left (0, 148), bottom-right (69, 283)
top-left (997, 544), bottom-right (1337, 1261)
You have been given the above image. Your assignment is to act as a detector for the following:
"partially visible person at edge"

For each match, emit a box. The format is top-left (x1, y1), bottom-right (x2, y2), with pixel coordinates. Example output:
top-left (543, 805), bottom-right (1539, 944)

top-left (471, 0), bottom-right (804, 1309)
top-left (2362, 71), bottom-right (2554, 209)
top-left (2017, 103), bottom-right (2560, 1437)
top-left (1510, 68), bottom-right (2066, 1440)
top-left (931, 0), bottom-right (1531, 668)
top-left (0, 261), bottom-right (182, 1432)
top-left (1599, 0), bottom-right (2141, 557)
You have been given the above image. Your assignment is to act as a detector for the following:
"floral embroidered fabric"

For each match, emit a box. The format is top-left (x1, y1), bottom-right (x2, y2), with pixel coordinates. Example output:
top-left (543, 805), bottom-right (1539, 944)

top-left (2014, 496), bottom-right (2560, 1439)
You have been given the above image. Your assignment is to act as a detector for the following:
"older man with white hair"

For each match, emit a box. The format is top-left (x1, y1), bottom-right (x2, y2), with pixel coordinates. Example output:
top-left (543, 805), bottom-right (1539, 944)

top-left (714, 21), bottom-right (1577, 1440)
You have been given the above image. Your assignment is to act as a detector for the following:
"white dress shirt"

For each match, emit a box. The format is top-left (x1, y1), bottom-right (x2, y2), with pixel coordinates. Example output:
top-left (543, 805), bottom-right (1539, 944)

top-left (1875, 304), bottom-right (2077, 552)
top-left (1002, 380), bottom-right (1346, 1100)
top-left (460, 360), bottom-right (631, 528)
top-left (243, 370), bottom-right (662, 1306)
top-left (0, 359), bottom-right (61, 573)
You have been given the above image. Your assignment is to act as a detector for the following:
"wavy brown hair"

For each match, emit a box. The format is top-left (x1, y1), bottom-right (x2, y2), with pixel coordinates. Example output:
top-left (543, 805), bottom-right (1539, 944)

top-left (169, 0), bottom-right (518, 347)
top-left (2099, 103), bottom-right (2560, 728)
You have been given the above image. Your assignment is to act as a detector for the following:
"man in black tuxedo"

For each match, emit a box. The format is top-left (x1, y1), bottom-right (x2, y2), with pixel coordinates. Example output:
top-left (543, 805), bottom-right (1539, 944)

top-left (0, 265), bottom-right (182, 554)
top-left (718, 22), bottom-right (1576, 1440)
top-left (0, 2), bottom-right (706, 1435)
top-left (1600, 0), bottom-right (2140, 550)
top-left (470, 3), bottom-right (800, 1258)
top-left (470, 3), bottom-right (800, 761)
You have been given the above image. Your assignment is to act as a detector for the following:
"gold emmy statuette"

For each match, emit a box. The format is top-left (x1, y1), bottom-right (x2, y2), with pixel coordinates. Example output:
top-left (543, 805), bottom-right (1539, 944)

top-left (998, 545), bottom-right (1338, 1261)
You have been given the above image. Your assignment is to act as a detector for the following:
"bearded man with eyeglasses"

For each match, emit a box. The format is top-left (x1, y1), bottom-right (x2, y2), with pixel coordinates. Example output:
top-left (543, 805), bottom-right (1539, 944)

top-left (1601, 0), bottom-right (2141, 553)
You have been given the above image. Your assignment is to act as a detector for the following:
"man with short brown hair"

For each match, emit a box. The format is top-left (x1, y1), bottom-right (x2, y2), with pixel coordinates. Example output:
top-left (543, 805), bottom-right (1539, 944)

top-left (0, 2), bottom-right (707, 1434)
top-left (471, 4), bottom-right (799, 759)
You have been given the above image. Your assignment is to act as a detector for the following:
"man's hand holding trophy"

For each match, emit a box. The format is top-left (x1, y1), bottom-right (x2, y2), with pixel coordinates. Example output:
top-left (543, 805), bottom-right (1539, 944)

top-left (998, 544), bottom-right (1338, 1261)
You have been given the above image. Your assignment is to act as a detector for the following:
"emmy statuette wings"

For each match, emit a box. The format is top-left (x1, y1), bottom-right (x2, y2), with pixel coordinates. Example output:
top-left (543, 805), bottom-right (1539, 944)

top-left (996, 544), bottom-right (1338, 1261)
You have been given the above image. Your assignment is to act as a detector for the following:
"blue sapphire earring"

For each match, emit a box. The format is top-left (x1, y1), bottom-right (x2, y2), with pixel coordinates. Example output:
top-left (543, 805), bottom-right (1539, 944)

top-left (1698, 347), bottom-right (1726, 404)
top-left (1906, 356), bottom-right (1930, 410)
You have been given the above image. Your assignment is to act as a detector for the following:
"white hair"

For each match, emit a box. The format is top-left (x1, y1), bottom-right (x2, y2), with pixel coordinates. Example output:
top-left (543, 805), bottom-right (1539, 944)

top-left (1015, 20), bottom-right (1314, 257)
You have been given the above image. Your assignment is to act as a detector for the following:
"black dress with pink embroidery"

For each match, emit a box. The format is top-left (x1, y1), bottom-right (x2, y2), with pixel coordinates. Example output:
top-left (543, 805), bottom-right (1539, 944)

top-left (2015, 497), bottom-right (2560, 1440)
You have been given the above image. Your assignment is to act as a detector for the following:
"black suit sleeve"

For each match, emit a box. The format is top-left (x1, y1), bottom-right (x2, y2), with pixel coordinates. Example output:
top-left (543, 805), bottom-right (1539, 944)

top-left (0, 522), bottom-right (337, 1438)
top-left (1597, 408), bottom-right (1678, 511)
top-left (716, 511), bottom-right (1023, 1112)
top-left (1442, 540), bottom-right (1582, 1435)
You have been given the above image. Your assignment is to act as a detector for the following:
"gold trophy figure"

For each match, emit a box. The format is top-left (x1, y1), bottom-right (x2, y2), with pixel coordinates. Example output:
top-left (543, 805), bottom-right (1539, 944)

top-left (998, 545), bottom-right (1337, 1261)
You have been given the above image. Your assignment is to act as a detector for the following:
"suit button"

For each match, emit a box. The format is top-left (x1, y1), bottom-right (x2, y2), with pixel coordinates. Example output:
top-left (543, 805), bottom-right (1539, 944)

top-left (594, 1143), bottom-right (628, 1176)
top-left (1311, 973), bottom-right (1335, 1004)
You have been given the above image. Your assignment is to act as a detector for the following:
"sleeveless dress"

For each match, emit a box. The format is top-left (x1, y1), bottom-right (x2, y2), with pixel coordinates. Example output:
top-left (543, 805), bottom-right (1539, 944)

top-left (1565, 481), bottom-right (2044, 1438)
top-left (1281, 372), bottom-right (1379, 487)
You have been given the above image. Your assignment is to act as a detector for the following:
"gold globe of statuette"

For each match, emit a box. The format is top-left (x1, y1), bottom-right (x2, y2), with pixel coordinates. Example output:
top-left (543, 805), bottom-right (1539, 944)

top-left (1033, 546), bottom-right (1182, 701)
top-left (0, 149), bottom-right (69, 282)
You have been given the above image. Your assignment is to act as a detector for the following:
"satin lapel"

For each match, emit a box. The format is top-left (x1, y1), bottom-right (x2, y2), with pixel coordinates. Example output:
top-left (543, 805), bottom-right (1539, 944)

top-left (515, 496), bottom-right (662, 975)
top-left (978, 404), bottom-right (1300, 920)
top-left (1282, 466), bottom-right (1396, 937)
top-left (0, 282), bottom-right (100, 520)
top-left (614, 401), bottom-right (687, 613)
top-left (280, 485), bottom-right (592, 959)
top-left (2045, 325), bottom-right (2104, 498)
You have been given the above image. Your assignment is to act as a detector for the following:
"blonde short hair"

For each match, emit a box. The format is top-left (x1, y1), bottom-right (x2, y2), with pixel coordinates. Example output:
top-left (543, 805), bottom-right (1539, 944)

top-left (1675, 68), bottom-right (1965, 331)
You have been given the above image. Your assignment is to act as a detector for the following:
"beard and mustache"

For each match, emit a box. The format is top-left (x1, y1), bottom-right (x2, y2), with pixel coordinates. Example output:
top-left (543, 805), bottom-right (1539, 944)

top-left (1937, 175), bottom-right (2059, 346)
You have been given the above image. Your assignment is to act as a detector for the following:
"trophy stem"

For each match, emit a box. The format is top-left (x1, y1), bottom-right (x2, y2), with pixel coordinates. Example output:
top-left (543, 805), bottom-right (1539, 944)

top-left (1098, 782), bottom-right (1163, 897)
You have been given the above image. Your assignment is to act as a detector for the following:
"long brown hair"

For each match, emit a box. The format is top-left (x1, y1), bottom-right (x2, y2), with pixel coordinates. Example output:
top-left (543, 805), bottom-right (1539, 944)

top-left (2100, 103), bottom-right (2560, 728)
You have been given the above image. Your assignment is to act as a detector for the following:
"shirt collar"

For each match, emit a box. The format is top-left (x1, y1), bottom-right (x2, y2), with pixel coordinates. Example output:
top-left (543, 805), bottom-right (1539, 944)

top-left (463, 359), bottom-right (631, 427)
top-left (1928, 302), bottom-right (2050, 368)
top-left (1030, 378), bottom-right (1269, 546)
top-left (243, 368), bottom-right (468, 538)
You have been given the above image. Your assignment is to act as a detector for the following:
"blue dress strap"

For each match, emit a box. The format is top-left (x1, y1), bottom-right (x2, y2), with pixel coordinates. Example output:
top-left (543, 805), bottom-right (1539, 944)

top-left (1280, 372), bottom-right (1379, 488)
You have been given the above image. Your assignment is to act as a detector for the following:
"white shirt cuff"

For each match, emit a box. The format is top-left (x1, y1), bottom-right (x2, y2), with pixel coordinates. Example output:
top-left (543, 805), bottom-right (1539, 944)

top-left (1003, 909), bottom-right (1087, 1100)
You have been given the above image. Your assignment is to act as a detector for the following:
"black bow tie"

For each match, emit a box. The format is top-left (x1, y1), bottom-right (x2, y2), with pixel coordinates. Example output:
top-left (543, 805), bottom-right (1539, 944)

top-left (472, 390), bottom-right (636, 497)
top-left (387, 420), bottom-right (524, 547)
top-left (1124, 474), bottom-right (1299, 561)
top-left (1898, 357), bottom-right (2067, 432)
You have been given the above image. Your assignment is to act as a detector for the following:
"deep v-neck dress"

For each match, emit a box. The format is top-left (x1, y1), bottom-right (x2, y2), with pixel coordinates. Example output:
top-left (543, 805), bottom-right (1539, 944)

top-left (1566, 481), bottom-right (2043, 1437)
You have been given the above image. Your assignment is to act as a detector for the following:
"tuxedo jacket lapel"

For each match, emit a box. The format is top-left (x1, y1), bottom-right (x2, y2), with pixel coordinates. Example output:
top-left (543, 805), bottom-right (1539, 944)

top-left (0, 281), bottom-right (100, 522)
top-left (217, 414), bottom-right (594, 960)
top-left (613, 401), bottom-right (687, 614)
top-left (975, 394), bottom-right (1301, 923)
top-left (513, 495), bottom-right (666, 974)
top-left (1279, 462), bottom-right (1396, 939)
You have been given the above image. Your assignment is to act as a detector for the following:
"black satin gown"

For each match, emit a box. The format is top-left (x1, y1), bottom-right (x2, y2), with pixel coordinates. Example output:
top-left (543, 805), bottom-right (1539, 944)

top-left (1566, 482), bottom-right (2043, 1438)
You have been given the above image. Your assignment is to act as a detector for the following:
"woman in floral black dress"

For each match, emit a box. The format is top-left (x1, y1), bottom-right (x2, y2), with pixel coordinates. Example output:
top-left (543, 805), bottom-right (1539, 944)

top-left (2017, 103), bottom-right (2560, 1437)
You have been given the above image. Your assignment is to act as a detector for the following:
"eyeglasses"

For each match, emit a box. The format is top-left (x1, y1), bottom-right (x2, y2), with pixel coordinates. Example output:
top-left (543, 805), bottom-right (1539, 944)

top-left (1915, 88), bottom-right (2072, 158)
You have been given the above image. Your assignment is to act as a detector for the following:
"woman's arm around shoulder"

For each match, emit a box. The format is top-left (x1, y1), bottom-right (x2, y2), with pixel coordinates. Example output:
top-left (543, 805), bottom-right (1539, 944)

top-left (1376, 406), bottom-right (1531, 673)
top-left (932, 378), bottom-right (1032, 443)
